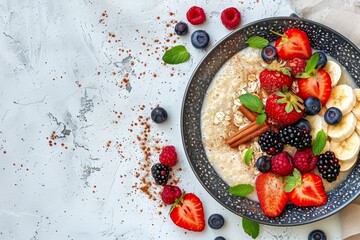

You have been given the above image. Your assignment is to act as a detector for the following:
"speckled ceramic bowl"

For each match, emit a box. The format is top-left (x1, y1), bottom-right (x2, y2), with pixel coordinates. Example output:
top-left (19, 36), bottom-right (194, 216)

top-left (181, 17), bottom-right (360, 226)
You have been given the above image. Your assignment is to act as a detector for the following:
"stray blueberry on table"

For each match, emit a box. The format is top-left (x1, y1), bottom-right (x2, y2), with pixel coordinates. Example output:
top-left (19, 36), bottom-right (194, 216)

top-left (191, 30), bottom-right (210, 49)
top-left (151, 107), bottom-right (168, 123)
top-left (315, 51), bottom-right (328, 69)
top-left (261, 45), bottom-right (277, 63)
top-left (308, 229), bottom-right (327, 240)
top-left (304, 97), bottom-right (322, 116)
top-left (214, 237), bottom-right (226, 240)
top-left (324, 107), bottom-right (342, 125)
top-left (174, 21), bottom-right (188, 36)
top-left (151, 163), bottom-right (170, 185)
top-left (208, 213), bottom-right (225, 229)
top-left (256, 156), bottom-right (271, 173)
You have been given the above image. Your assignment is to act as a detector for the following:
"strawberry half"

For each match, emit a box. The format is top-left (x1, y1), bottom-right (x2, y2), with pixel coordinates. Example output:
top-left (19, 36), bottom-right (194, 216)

top-left (265, 90), bottom-right (304, 127)
top-left (256, 172), bottom-right (289, 218)
top-left (273, 28), bottom-right (311, 60)
top-left (297, 53), bottom-right (332, 105)
top-left (284, 170), bottom-right (327, 207)
top-left (170, 193), bottom-right (205, 232)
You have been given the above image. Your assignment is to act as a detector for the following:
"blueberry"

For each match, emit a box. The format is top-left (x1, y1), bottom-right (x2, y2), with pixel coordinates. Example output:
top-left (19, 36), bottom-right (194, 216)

top-left (174, 21), bottom-right (188, 36)
top-left (308, 229), bottom-right (327, 240)
top-left (151, 107), bottom-right (168, 123)
top-left (214, 237), bottom-right (226, 240)
top-left (255, 156), bottom-right (271, 173)
top-left (191, 30), bottom-right (210, 49)
top-left (315, 51), bottom-right (328, 68)
top-left (304, 97), bottom-right (322, 116)
top-left (324, 107), bottom-right (342, 125)
top-left (292, 118), bottom-right (311, 133)
top-left (261, 45), bottom-right (277, 63)
top-left (208, 214), bottom-right (225, 229)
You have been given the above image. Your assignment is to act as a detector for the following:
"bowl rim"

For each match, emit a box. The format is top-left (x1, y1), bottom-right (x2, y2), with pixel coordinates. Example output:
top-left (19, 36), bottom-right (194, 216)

top-left (180, 16), bottom-right (360, 226)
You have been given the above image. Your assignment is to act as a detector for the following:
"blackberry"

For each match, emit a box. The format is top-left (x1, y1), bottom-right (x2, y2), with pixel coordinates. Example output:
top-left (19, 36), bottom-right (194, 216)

top-left (279, 126), bottom-right (312, 150)
top-left (317, 151), bottom-right (340, 182)
top-left (151, 163), bottom-right (170, 185)
top-left (258, 131), bottom-right (284, 155)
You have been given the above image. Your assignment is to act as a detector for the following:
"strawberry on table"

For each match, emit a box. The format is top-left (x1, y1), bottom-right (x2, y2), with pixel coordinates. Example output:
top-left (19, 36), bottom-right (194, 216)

top-left (255, 172), bottom-right (289, 218)
top-left (284, 169), bottom-right (327, 207)
top-left (265, 90), bottom-right (304, 127)
top-left (297, 53), bottom-right (332, 105)
top-left (273, 28), bottom-right (312, 60)
top-left (170, 193), bottom-right (205, 232)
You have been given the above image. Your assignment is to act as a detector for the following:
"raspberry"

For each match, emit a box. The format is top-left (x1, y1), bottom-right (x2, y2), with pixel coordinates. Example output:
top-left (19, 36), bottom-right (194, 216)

top-left (159, 145), bottom-right (178, 166)
top-left (220, 7), bottom-right (241, 30)
top-left (186, 6), bottom-right (206, 25)
top-left (271, 151), bottom-right (294, 176)
top-left (285, 58), bottom-right (306, 77)
top-left (293, 148), bottom-right (318, 173)
top-left (161, 185), bottom-right (182, 204)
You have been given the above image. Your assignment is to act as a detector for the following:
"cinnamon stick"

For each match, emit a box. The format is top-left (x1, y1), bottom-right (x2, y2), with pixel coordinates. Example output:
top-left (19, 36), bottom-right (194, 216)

top-left (238, 105), bottom-right (258, 122)
top-left (226, 121), bottom-right (258, 145)
top-left (229, 124), bottom-right (269, 148)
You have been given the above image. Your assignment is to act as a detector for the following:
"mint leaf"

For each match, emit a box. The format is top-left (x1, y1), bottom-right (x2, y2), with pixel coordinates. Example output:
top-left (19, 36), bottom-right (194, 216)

top-left (244, 148), bottom-right (254, 165)
top-left (312, 129), bottom-right (327, 155)
top-left (239, 94), bottom-right (264, 113)
top-left (305, 53), bottom-right (319, 73)
top-left (246, 36), bottom-right (269, 49)
top-left (242, 218), bottom-right (260, 239)
top-left (284, 169), bottom-right (302, 192)
top-left (256, 113), bottom-right (267, 124)
top-left (227, 184), bottom-right (254, 197)
top-left (162, 45), bottom-right (190, 64)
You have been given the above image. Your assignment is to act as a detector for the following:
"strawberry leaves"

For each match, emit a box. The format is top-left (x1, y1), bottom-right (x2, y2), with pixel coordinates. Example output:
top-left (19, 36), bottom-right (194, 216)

top-left (275, 90), bottom-right (304, 113)
top-left (239, 93), bottom-right (267, 124)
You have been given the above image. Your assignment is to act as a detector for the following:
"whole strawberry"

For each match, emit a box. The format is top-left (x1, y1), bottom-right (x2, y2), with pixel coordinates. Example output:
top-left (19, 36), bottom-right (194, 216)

top-left (161, 185), bottom-right (182, 204)
top-left (293, 148), bottom-right (318, 173)
top-left (286, 58), bottom-right (306, 77)
top-left (265, 90), bottom-right (304, 127)
top-left (271, 151), bottom-right (294, 176)
top-left (259, 69), bottom-right (293, 94)
top-left (159, 145), bottom-right (178, 167)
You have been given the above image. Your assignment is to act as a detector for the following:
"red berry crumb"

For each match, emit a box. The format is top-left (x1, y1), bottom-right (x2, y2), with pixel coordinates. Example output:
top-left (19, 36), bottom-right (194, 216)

top-left (186, 6), bottom-right (206, 25)
top-left (220, 7), bottom-right (241, 30)
top-left (293, 148), bottom-right (318, 173)
top-left (271, 151), bottom-right (294, 176)
top-left (161, 185), bottom-right (182, 204)
top-left (159, 145), bottom-right (178, 167)
top-left (285, 58), bottom-right (307, 77)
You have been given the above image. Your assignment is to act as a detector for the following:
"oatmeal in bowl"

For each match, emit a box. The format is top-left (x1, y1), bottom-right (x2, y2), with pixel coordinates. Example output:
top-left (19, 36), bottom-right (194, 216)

top-left (182, 17), bottom-right (360, 225)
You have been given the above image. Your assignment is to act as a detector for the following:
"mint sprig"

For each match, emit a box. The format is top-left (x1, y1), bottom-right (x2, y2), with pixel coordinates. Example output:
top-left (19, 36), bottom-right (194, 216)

top-left (244, 148), bottom-right (254, 165)
top-left (242, 218), bottom-right (260, 239)
top-left (312, 129), bottom-right (327, 155)
top-left (227, 184), bottom-right (254, 197)
top-left (246, 36), bottom-right (269, 49)
top-left (284, 169), bottom-right (302, 193)
top-left (162, 45), bottom-right (190, 64)
top-left (239, 93), bottom-right (267, 124)
top-left (297, 53), bottom-right (319, 78)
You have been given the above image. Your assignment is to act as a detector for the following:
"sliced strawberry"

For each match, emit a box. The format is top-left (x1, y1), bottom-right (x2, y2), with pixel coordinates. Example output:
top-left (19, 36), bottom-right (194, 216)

top-left (255, 172), bottom-right (289, 218)
top-left (274, 28), bottom-right (311, 60)
top-left (297, 69), bottom-right (332, 105)
top-left (287, 173), bottom-right (327, 207)
top-left (170, 193), bottom-right (205, 232)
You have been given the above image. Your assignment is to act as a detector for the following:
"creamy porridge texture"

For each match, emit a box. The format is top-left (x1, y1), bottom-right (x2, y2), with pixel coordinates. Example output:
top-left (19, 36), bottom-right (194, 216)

top-left (201, 47), bottom-right (266, 190)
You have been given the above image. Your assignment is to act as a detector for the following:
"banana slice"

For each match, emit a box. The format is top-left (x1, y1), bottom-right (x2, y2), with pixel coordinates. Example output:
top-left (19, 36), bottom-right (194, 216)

top-left (318, 106), bottom-right (327, 117)
top-left (352, 89), bottom-right (360, 119)
top-left (330, 131), bottom-right (360, 162)
top-left (324, 60), bottom-right (342, 87)
top-left (327, 112), bottom-right (356, 142)
top-left (339, 154), bottom-right (359, 172)
top-left (326, 84), bottom-right (356, 115)
top-left (356, 119), bottom-right (360, 135)
top-left (305, 115), bottom-right (328, 140)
